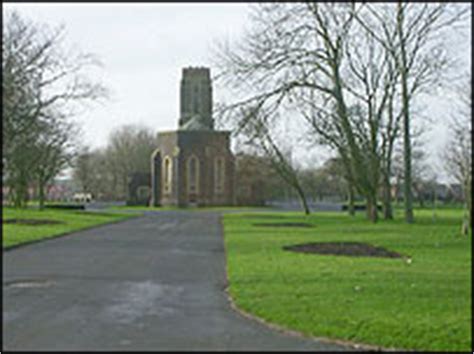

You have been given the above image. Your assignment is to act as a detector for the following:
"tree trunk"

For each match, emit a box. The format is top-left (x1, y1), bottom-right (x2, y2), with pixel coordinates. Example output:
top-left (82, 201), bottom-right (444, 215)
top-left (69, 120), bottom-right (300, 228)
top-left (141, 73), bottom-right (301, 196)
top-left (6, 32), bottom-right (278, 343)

top-left (366, 194), bottom-right (378, 223)
top-left (397, 2), bottom-right (414, 224)
top-left (348, 183), bottom-right (355, 216)
top-left (382, 173), bottom-right (393, 220)
top-left (461, 206), bottom-right (469, 235)
top-left (431, 188), bottom-right (437, 223)
top-left (402, 73), bottom-right (414, 223)
top-left (462, 174), bottom-right (471, 234)
top-left (395, 177), bottom-right (401, 204)
top-left (12, 183), bottom-right (21, 208)
top-left (12, 175), bottom-right (29, 208)
top-left (414, 185), bottom-right (424, 208)
top-left (467, 174), bottom-right (471, 228)
top-left (294, 183), bottom-right (311, 215)
top-left (23, 185), bottom-right (29, 207)
top-left (13, 176), bottom-right (29, 208)
top-left (38, 181), bottom-right (45, 210)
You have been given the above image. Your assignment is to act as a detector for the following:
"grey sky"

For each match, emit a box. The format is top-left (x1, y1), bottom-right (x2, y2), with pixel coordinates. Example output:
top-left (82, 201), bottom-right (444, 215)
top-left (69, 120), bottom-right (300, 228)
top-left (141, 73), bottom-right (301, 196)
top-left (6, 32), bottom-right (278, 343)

top-left (4, 3), bottom-right (249, 143)
top-left (4, 3), bottom-right (471, 182)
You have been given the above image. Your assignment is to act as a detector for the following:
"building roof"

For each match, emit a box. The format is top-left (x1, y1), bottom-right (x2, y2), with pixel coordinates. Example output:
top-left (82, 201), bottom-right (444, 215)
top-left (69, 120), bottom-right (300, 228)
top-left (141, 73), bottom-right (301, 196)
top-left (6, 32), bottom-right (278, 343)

top-left (179, 114), bottom-right (211, 131)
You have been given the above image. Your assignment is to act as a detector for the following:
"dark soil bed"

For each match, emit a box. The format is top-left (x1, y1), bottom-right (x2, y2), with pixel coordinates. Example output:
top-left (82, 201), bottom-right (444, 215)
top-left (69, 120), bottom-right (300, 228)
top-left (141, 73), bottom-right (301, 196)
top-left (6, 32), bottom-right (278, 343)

top-left (4, 218), bottom-right (65, 226)
top-left (283, 241), bottom-right (404, 258)
top-left (253, 222), bottom-right (314, 228)
top-left (46, 204), bottom-right (85, 210)
top-left (342, 204), bottom-right (382, 212)
top-left (241, 214), bottom-right (288, 219)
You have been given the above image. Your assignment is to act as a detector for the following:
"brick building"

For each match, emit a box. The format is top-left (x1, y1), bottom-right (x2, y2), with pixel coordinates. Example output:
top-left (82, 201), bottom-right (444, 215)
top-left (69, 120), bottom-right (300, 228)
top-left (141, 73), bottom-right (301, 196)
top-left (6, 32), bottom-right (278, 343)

top-left (149, 67), bottom-right (235, 207)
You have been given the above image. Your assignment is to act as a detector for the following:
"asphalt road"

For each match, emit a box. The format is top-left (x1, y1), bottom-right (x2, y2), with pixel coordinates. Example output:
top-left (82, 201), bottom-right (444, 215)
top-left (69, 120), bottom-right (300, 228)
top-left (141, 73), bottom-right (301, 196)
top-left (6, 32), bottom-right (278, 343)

top-left (3, 211), bottom-right (356, 351)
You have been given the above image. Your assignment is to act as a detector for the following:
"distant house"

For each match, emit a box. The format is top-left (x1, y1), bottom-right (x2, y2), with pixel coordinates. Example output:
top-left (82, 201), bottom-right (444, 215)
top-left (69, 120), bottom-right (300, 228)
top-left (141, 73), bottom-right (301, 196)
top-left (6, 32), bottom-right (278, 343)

top-left (73, 193), bottom-right (93, 203)
top-left (48, 184), bottom-right (70, 201)
top-left (3, 177), bottom-right (79, 204)
top-left (47, 178), bottom-right (79, 202)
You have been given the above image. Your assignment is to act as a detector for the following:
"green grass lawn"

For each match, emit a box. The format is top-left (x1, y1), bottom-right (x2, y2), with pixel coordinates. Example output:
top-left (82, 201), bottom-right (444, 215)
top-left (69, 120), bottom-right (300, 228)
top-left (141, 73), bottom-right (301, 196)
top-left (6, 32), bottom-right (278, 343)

top-left (222, 208), bottom-right (471, 351)
top-left (2, 207), bottom-right (136, 249)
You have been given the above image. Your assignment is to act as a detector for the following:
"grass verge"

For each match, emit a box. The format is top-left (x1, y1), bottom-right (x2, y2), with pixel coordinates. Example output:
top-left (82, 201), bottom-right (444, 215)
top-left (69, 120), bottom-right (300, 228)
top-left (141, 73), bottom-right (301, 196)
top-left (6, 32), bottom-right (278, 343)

top-left (2, 207), bottom-right (136, 249)
top-left (222, 208), bottom-right (471, 351)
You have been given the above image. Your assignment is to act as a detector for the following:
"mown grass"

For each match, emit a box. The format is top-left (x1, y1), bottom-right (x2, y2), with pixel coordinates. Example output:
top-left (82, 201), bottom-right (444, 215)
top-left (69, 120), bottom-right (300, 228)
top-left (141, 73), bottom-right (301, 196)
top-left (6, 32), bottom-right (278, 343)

top-left (222, 208), bottom-right (471, 351)
top-left (2, 207), bottom-right (136, 249)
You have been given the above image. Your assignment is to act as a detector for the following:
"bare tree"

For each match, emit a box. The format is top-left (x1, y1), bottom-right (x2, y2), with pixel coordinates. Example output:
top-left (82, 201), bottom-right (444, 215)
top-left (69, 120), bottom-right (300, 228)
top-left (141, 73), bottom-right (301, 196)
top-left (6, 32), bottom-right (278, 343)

top-left (392, 122), bottom-right (433, 208)
top-left (234, 152), bottom-right (283, 206)
top-left (237, 105), bottom-right (311, 214)
top-left (73, 146), bottom-right (94, 196)
top-left (411, 149), bottom-right (434, 208)
top-left (216, 3), bottom-right (405, 222)
top-left (72, 147), bottom-right (117, 202)
top-left (354, 2), bottom-right (470, 223)
top-left (215, 3), bottom-right (358, 216)
top-left (214, 3), bottom-right (469, 222)
top-left (2, 10), bottom-right (107, 207)
top-left (34, 114), bottom-right (78, 209)
top-left (105, 124), bottom-right (158, 200)
top-left (443, 78), bottom-right (472, 234)
top-left (300, 157), bottom-right (349, 204)
top-left (87, 149), bottom-right (115, 201)
top-left (72, 124), bottom-right (158, 201)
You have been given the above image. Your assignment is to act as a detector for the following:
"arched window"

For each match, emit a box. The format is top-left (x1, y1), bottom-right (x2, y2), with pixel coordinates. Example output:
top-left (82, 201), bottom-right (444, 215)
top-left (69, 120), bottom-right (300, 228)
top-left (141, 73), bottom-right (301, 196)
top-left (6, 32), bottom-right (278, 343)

top-left (163, 156), bottom-right (173, 194)
top-left (187, 155), bottom-right (200, 194)
top-left (214, 157), bottom-right (225, 195)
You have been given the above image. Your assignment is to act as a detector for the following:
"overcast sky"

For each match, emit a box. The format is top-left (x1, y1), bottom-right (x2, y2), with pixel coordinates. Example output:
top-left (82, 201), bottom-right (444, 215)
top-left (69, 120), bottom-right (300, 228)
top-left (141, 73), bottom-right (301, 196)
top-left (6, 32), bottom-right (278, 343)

top-left (4, 3), bottom-right (471, 182)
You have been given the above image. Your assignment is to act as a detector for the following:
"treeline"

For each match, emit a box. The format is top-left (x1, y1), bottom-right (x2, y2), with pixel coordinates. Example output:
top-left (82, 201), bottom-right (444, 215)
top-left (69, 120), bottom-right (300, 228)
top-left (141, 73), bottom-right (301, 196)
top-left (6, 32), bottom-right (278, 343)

top-left (73, 125), bottom-right (158, 201)
top-left (235, 154), bottom-right (348, 205)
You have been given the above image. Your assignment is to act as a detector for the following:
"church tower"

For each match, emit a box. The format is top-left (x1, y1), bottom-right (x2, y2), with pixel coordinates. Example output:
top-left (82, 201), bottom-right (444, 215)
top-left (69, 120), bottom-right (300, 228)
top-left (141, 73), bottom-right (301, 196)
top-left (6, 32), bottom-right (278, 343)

top-left (179, 67), bottom-right (213, 130)
top-left (148, 66), bottom-right (235, 207)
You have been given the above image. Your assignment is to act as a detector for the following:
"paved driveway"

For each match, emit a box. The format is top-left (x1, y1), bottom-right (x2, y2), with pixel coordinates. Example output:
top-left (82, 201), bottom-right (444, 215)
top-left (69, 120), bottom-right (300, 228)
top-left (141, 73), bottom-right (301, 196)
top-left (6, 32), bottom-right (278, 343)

top-left (3, 211), bottom-right (356, 351)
